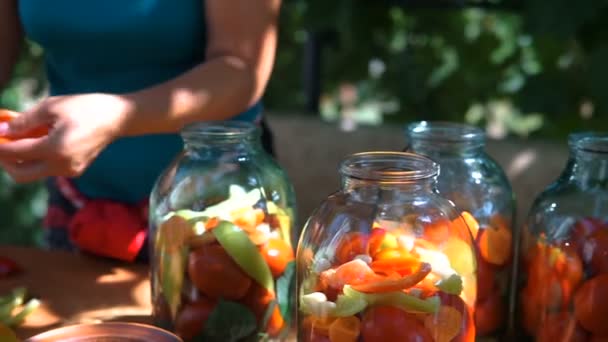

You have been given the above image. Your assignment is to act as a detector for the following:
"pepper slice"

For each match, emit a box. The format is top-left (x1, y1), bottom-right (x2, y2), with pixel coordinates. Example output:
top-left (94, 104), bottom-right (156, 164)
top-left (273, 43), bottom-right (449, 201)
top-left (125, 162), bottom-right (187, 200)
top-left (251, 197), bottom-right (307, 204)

top-left (213, 221), bottom-right (275, 293)
top-left (343, 285), bottom-right (440, 314)
top-left (350, 262), bottom-right (431, 293)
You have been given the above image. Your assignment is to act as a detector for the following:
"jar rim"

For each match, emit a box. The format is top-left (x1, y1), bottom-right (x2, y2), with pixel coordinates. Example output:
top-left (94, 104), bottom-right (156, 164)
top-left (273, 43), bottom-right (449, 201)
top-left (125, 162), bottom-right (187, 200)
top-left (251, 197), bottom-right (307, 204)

top-left (569, 132), bottom-right (608, 154)
top-left (181, 121), bottom-right (260, 139)
top-left (405, 121), bottom-right (485, 143)
top-left (340, 151), bottom-right (439, 182)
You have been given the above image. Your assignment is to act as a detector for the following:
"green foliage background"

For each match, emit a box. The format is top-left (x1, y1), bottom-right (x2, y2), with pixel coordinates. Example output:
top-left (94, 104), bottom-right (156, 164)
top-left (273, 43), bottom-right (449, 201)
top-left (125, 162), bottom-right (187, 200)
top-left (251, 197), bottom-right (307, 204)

top-left (1, 0), bottom-right (607, 245)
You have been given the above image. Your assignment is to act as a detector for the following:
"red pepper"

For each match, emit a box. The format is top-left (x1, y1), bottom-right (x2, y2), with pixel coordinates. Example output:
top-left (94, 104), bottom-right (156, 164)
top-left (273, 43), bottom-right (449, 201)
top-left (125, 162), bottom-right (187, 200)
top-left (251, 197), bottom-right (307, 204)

top-left (0, 256), bottom-right (21, 278)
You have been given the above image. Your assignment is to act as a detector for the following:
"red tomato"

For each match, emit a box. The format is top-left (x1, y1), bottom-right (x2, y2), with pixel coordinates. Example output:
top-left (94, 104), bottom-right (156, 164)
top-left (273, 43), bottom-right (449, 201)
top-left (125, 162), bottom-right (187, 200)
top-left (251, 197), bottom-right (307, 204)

top-left (335, 232), bottom-right (369, 265)
top-left (476, 252), bottom-right (497, 302)
top-left (536, 311), bottom-right (588, 342)
top-left (241, 282), bottom-right (285, 337)
top-left (582, 229), bottom-right (608, 275)
top-left (437, 293), bottom-right (475, 342)
top-left (574, 274), bottom-right (608, 336)
top-left (174, 298), bottom-right (216, 341)
top-left (571, 217), bottom-right (606, 251)
top-left (475, 292), bottom-right (504, 336)
top-left (187, 245), bottom-right (252, 300)
top-left (259, 237), bottom-right (294, 278)
top-left (361, 306), bottom-right (433, 342)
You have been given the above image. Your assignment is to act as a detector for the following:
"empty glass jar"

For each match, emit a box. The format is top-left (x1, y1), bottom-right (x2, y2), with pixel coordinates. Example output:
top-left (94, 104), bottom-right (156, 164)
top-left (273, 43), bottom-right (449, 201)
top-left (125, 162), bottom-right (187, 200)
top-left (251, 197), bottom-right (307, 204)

top-left (296, 152), bottom-right (477, 342)
top-left (405, 121), bottom-right (516, 340)
top-left (518, 132), bottom-right (608, 341)
top-left (148, 121), bottom-right (297, 342)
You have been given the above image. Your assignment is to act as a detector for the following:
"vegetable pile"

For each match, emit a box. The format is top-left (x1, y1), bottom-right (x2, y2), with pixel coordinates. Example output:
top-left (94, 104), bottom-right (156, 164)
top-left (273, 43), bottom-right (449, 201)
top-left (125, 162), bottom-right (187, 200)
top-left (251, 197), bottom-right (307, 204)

top-left (299, 215), bottom-right (477, 342)
top-left (154, 185), bottom-right (294, 342)
top-left (521, 217), bottom-right (608, 341)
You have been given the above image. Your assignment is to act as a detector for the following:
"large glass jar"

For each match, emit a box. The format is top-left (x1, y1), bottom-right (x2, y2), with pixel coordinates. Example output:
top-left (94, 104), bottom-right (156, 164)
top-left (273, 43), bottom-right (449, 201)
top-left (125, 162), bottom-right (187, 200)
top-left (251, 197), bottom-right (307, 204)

top-left (148, 122), bottom-right (297, 342)
top-left (405, 121), bottom-right (516, 340)
top-left (296, 152), bottom-right (477, 342)
top-left (518, 132), bottom-right (608, 341)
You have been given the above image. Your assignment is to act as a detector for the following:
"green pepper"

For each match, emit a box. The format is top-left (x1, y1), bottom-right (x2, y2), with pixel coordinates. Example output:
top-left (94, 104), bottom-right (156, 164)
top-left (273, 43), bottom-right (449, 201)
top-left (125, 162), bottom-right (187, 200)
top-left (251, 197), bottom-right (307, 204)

top-left (343, 285), bottom-right (440, 314)
top-left (434, 274), bottom-right (463, 295)
top-left (213, 221), bottom-right (275, 293)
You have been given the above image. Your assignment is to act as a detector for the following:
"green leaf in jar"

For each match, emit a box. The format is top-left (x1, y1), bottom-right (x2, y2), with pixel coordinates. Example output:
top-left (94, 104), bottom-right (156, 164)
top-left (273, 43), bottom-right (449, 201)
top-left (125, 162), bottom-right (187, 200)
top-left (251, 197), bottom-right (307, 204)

top-left (198, 299), bottom-right (257, 342)
top-left (276, 260), bottom-right (295, 324)
top-left (213, 221), bottom-right (275, 293)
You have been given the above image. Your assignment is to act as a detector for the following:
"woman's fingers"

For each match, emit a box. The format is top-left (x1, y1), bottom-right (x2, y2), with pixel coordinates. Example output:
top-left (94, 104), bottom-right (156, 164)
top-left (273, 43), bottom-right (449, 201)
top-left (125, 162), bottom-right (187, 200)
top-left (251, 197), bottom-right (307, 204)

top-left (0, 136), bottom-right (50, 161)
top-left (0, 159), bottom-right (50, 183)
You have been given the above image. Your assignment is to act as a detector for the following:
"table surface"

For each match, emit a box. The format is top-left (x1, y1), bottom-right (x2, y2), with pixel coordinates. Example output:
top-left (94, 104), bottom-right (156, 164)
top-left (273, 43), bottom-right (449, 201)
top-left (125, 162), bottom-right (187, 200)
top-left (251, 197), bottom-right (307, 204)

top-left (0, 246), bottom-right (298, 341)
top-left (0, 245), bottom-right (155, 340)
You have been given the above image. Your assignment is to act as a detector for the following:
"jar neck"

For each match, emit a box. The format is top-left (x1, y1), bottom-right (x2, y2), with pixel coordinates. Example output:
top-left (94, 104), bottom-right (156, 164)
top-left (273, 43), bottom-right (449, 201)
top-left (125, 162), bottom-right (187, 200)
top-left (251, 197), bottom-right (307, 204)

top-left (562, 133), bottom-right (608, 187)
top-left (180, 121), bottom-right (262, 154)
top-left (405, 121), bottom-right (486, 158)
top-left (340, 152), bottom-right (439, 201)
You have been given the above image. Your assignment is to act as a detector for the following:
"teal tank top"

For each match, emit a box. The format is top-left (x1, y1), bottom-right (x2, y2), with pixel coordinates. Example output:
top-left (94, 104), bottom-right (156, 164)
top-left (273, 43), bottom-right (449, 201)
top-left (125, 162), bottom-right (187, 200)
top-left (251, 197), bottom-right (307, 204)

top-left (18, 0), bottom-right (262, 203)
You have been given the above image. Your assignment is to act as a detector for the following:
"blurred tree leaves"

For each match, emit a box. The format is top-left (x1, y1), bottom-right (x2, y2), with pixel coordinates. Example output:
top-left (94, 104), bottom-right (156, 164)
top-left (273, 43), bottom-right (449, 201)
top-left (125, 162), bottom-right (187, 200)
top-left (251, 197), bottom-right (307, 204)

top-left (0, 41), bottom-right (47, 246)
top-left (266, 0), bottom-right (608, 138)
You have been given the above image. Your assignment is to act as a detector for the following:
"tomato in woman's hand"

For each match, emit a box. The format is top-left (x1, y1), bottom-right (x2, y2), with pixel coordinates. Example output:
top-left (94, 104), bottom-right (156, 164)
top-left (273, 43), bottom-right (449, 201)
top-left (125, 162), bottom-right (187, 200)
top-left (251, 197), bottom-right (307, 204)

top-left (574, 274), bottom-right (608, 336)
top-left (0, 109), bottom-right (49, 142)
top-left (259, 237), bottom-right (294, 278)
top-left (361, 306), bottom-right (433, 342)
top-left (582, 229), bottom-right (608, 276)
top-left (536, 312), bottom-right (588, 342)
top-left (174, 298), bottom-right (216, 341)
top-left (188, 244), bottom-right (252, 300)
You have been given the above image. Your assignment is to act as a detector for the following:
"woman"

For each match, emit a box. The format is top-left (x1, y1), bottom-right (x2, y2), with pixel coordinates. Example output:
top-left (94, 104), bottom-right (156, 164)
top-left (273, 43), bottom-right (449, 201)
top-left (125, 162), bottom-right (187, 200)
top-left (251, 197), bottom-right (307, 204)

top-left (0, 0), bottom-right (281, 261)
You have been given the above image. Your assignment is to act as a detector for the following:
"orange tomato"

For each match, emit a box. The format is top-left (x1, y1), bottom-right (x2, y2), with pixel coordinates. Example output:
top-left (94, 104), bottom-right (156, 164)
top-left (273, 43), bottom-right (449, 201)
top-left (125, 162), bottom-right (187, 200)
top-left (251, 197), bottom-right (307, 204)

top-left (302, 316), bottom-right (334, 341)
top-left (536, 312), bottom-right (588, 342)
top-left (424, 305), bottom-right (463, 342)
top-left (423, 218), bottom-right (452, 244)
top-left (259, 237), bottom-right (294, 278)
top-left (475, 292), bottom-right (504, 336)
top-left (187, 244), bottom-right (252, 300)
top-left (241, 282), bottom-right (285, 337)
top-left (329, 316), bottom-right (361, 342)
top-left (0, 109), bottom-right (49, 143)
top-left (591, 335), bottom-right (608, 342)
top-left (574, 274), bottom-right (608, 336)
top-left (477, 223), bottom-right (512, 267)
top-left (361, 306), bottom-right (433, 342)
top-left (582, 229), bottom-right (608, 276)
top-left (174, 298), bottom-right (217, 341)
top-left (335, 232), bottom-right (369, 265)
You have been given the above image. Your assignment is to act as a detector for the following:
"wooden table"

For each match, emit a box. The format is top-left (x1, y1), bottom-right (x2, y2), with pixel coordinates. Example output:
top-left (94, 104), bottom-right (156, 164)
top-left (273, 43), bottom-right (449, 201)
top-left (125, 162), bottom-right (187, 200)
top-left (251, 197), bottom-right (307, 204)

top-left (0, 246), bottom-right (152, 340)
top-left (0, 246), bottom-right (297, 341)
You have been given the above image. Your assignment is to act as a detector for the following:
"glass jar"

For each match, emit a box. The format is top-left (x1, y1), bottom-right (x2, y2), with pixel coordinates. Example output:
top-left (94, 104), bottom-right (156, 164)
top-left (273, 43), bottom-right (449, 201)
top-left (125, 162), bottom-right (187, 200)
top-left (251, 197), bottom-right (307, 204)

top-left (405, 121), bottom-right (516, 339)
top-left (296, 152), bottom-right (477, 342)
top-left (148, 121), bottom-right (297, 342)
top-left (518, 132), bottom-right (608, 341)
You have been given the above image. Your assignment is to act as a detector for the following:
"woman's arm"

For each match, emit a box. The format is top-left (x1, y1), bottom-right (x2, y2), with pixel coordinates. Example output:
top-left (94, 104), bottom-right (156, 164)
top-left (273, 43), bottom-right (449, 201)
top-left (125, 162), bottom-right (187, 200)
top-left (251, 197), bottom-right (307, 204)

top-left (118, 0), bottom-right (282, 136)
top-left (0, 0), bottom-right (24, 90)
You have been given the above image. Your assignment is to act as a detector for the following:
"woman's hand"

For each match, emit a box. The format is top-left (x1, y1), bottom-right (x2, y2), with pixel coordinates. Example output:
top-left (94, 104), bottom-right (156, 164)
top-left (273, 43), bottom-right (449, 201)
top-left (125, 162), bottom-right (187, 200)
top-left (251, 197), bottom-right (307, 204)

top-left (0, 93), bottom-right (132, 183)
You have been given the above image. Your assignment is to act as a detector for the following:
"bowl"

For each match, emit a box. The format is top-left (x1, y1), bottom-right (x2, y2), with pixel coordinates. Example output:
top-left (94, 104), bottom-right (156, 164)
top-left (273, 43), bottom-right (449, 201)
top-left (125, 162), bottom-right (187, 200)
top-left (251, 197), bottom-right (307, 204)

top-left (24, 322), bottom-right (182, 342)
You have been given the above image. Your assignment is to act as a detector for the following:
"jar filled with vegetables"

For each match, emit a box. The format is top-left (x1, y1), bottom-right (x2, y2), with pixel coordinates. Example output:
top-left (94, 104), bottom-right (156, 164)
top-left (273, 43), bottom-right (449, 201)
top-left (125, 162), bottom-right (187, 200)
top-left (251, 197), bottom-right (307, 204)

top-left (518, 132), bottom-right (608, 341)
top-left (149, 121), bottom-right (297, 342)
top-left (297, 151), bottom-right (477, 342)
top-left (405, 121), bottom-right (516, 340)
